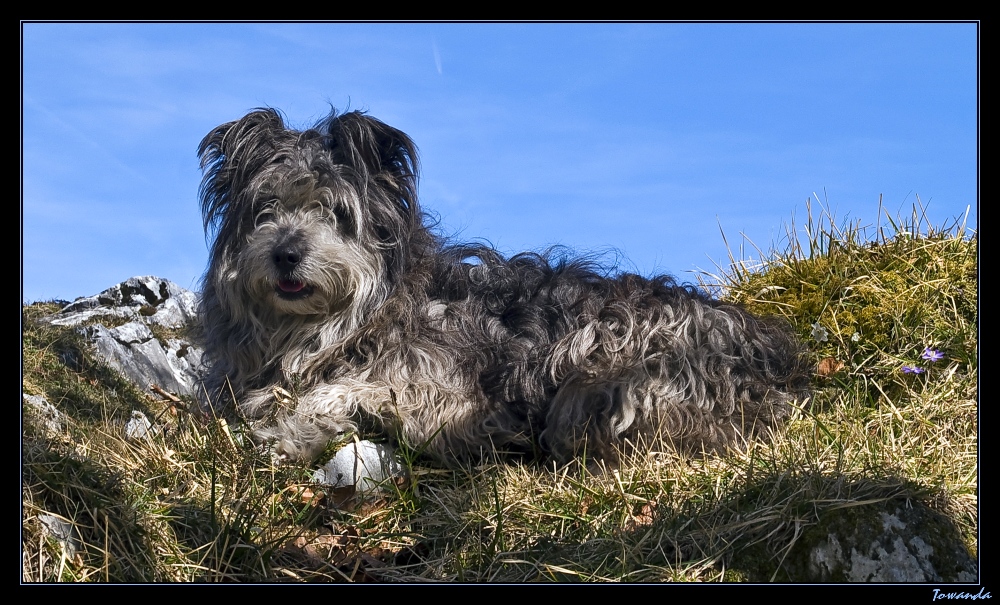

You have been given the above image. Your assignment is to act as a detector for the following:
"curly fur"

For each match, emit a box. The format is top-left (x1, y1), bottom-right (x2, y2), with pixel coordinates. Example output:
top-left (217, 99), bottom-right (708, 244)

top-left (197, 107), bottom-right (810, 466)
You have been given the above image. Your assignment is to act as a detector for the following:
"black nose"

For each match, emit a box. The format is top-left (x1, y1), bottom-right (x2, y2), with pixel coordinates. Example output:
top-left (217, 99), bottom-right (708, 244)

top-left (272, 246), bottom-right (302, 272)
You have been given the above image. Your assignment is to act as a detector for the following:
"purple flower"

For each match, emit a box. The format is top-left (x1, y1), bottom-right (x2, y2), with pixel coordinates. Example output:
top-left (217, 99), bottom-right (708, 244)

top-left (921, 348), bottom-right (944, 363)
top-left (902, 366), bottom-right (925, 374)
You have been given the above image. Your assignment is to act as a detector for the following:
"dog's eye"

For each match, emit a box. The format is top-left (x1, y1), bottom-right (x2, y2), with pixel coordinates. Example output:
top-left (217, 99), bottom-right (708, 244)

top-left (252, 200), bottom-right (280, 226)
top-left (332, 205), bottom-right (355, 236)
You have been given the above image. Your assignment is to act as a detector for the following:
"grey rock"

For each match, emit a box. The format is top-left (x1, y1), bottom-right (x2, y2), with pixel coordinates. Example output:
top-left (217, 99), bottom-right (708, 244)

top-left (37, 514), bottom-right (80, 560)
top-left (50, 275), bottom-right (198, 330)
top-left (23, 394), bottom-right (64, 434)
top-left (124, 411), bottom-right (157, 440)
top-left (788, 499), bottom-right (978, 582)
top-left (313, 440), bottom-right (405, 493)
top-left (81, 322), bottom-right (203, 397)
top-left (46, 276), bottom-right (205, 397)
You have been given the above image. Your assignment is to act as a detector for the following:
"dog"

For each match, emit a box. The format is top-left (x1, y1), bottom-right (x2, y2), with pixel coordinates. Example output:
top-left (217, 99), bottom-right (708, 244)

top-left (196, 107), bottom-right (810, 467)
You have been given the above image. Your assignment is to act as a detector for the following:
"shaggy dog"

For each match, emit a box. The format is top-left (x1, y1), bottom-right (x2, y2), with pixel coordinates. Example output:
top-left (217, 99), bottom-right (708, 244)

top-left (197, 108), bottom-right (809, 466)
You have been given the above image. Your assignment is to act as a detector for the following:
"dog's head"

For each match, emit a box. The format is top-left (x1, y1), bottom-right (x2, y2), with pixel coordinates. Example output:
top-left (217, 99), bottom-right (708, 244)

top-left (197, 109), bottom-right (421, 320)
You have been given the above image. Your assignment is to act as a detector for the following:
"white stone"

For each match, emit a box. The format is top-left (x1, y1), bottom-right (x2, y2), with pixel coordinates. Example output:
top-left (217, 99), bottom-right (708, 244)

top-left (313, 440), bottom-right (405, 493)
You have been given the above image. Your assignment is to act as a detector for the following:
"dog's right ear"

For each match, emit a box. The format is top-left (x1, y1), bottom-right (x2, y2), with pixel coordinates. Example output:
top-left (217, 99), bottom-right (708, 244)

top-left (198, 109), bottom-right (286, 235)
top-left (198, 108), bottom-right (285, 170)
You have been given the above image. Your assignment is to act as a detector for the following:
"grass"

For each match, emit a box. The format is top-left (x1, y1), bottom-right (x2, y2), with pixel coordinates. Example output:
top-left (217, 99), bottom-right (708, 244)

top-left (21, 199), bottom-right (977, 582)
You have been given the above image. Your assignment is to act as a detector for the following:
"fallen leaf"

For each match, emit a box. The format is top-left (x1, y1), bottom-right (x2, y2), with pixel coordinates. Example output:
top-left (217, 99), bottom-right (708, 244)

top-left (817, 357), bottom-right (845, 378)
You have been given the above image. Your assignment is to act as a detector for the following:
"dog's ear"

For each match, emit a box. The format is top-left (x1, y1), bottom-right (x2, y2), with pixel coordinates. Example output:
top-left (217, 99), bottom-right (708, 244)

top-left (322, 111), bottom-right (420, 214)
top-left (198, 109), bottom-right (286, 234)
top-left (198, 108), bottom-right (285, 172)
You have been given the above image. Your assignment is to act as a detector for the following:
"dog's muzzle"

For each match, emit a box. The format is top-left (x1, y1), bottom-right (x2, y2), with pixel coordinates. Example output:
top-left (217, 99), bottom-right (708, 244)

top-left (272, 243), bottom-right (315, 300)
top-left (276, 278), bottom-right (314, 300)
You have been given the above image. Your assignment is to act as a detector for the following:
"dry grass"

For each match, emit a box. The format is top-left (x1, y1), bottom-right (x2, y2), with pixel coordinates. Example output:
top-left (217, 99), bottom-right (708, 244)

top-left (22, 199), bottom-right (977, 582)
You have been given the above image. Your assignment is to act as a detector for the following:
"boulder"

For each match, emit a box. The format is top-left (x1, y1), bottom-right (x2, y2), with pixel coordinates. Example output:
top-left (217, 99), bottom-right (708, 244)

top-left (46, 276), bottom-right (204, 398)
top-left (785, 499), bottom-right (977, 582)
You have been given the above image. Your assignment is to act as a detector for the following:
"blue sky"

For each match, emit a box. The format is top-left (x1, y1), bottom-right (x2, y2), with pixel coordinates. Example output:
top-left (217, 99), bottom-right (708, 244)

top-left (22, 22), bottom-right (978, 302)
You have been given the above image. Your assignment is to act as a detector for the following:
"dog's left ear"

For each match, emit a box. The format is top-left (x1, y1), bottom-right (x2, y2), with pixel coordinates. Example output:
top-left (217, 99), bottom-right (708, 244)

top-left (322, 111), bottom-right (420, 214)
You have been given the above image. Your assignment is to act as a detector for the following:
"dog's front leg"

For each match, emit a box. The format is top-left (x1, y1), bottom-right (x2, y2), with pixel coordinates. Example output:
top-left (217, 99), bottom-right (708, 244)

top-left (257, 382), bottom-right (366, 462)
top-left (235, 385), bottom-right (282, 419)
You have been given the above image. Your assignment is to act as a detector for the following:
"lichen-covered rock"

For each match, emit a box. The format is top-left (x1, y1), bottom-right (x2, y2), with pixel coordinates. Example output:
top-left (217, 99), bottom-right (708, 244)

top-left (785, 499), bottom-right (977, 582)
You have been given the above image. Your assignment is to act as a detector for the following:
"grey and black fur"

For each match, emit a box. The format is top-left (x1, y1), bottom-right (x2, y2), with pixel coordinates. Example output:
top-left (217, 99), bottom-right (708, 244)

top-left (197, 107), bottom-right (810, 466)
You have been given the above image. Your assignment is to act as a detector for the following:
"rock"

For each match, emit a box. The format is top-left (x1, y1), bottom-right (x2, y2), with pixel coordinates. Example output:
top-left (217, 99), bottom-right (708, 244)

top-left (45, 276), bottom-right (205, 398)
top-left (81, 322), bottom-right (203, 398)
top-left (37, 514), bottom-right (80, 561)
top-left (23, 394), bottom-right (65, 435)
top-left (50, 275), bottom-right (198, 330)
top-left (785, 499), bottom-right (977, 582)
top-left (313, 440), bottom-right (406, 494)
top-left (124, 411), bottom-right (157, 440)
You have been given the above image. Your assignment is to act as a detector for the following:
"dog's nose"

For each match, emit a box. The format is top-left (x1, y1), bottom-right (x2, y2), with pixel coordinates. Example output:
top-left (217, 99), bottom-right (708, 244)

top-left (272, 246), bottom-right (302, 272)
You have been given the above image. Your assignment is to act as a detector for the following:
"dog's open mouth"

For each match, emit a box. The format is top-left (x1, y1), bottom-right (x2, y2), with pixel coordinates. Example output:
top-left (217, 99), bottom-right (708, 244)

top-left (276, 279), bottom-right (314, 300)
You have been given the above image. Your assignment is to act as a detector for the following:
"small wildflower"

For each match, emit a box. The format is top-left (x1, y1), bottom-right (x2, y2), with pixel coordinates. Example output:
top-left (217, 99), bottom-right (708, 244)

top-left (902, 366), bottom-right (925, 374)
top-left (851, 332), bottom-right (860, 342)
top-left (811, 322), bottom-right (828, 343)
top-left (921, 348), bottom-right (944, 363)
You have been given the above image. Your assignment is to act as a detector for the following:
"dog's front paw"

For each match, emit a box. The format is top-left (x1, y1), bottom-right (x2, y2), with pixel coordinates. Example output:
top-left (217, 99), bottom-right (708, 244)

top-left (255, 414), bottom-right (353, 462)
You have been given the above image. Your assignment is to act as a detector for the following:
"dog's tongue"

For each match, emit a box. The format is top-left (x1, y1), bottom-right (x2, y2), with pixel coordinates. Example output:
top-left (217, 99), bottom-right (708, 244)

top-left (278, 279), bottom-right (306, 293)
